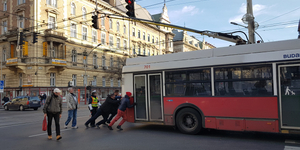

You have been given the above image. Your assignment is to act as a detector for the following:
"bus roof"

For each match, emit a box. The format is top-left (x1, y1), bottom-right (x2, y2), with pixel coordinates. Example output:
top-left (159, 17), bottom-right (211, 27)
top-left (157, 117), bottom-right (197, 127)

top-left (123, 39), bottom-right (300, 73)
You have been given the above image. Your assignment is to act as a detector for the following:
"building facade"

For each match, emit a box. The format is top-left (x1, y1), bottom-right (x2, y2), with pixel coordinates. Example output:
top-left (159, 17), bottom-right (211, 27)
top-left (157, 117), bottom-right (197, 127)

top-left (172, 29), bottom-right (215, 53)
top-left (0, 0), bottom-right (173, 103)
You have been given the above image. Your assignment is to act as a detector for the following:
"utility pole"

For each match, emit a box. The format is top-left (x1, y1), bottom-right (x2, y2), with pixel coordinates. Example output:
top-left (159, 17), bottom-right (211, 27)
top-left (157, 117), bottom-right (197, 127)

top-left (247, 0), bottom-right (255, 44)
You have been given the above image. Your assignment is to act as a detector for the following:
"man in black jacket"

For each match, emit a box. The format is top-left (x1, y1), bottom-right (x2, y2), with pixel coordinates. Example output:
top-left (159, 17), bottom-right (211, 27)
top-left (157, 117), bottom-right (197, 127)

top-left (84, 94), bottom-right (119, 128)
top-left (2, 95), bottom-right (9, 104)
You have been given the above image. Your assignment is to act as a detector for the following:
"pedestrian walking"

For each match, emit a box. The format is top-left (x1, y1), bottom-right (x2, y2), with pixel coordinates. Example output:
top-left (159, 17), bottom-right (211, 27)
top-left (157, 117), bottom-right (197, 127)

top-left (43, 88), bottom-right (63, 140)
top-left (106, 90), bottom-right (121, 124)
top-left (42, 93), bottom-right (47, 105)
top-left (84, 94), bottom-right (119, 128)
top-left (64, 87), bottom-right (78, 129)
top-left (108, 92), bottom-right (135, 130)
top-left (87, 90), bottom-right (100, 127)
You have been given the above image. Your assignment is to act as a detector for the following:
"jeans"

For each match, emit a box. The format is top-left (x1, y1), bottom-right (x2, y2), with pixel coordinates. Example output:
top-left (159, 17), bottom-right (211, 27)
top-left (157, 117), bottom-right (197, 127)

top-left (47, 113), bottom-right (60, 136)
top-left (109, 109), bottom-right (127, 127)
top-left (65, 109), bottom-right (77, 127)
top-left (107, 112), bottom-right (117, 123)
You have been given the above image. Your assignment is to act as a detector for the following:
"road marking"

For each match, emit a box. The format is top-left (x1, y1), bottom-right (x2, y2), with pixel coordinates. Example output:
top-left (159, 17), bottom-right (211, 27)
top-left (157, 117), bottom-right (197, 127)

top-left (284, 146), bottom-right (300, 150)
top-left (29, 129), bottom-right (71, 138)
top-left (286, 140), bottom-right (300, 145)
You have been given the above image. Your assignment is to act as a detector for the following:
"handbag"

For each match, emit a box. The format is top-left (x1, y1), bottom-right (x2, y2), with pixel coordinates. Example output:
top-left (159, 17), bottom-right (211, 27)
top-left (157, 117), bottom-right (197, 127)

top-left (42, 116), bottom-right (47, 131)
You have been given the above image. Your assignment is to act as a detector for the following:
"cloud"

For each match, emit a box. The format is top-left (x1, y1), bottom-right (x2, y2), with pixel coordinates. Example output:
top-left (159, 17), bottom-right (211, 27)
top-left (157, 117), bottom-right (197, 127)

top-left (229, 3), bottom-right (266, 24)
top-left (169, 6), bottom-right (202, 23)
top-left (285, 24), bottom-right (298, 28)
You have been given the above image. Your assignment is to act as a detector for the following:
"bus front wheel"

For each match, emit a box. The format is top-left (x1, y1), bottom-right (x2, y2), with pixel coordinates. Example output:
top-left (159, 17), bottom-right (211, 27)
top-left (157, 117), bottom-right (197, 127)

top-left (176, 108), bottom-right (202, 134)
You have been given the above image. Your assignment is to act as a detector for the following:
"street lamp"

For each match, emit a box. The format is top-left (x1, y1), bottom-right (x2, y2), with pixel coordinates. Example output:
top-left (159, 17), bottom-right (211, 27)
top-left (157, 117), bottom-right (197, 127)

top-left (230, 22), bottom-right (264, 43)
top-left (83, 44), bottom-right (101, 104)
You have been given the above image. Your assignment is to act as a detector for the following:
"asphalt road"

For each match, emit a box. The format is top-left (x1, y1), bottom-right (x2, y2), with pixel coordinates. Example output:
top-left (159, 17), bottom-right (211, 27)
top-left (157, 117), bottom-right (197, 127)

top-left (0, 104), bottom-right (299, 150)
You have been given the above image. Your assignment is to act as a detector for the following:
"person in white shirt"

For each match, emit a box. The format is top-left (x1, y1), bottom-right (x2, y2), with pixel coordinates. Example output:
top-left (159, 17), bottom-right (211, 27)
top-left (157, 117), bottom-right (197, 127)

top-left (64, 87), bottom-right (78, 129)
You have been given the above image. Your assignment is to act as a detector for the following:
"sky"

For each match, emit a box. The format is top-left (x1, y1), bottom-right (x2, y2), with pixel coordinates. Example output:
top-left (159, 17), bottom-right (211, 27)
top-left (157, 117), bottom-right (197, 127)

top-left (136, 0), bottom-right (300, 47)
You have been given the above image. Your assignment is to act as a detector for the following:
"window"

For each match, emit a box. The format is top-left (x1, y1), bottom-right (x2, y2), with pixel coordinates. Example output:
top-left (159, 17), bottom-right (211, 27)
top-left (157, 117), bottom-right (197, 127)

top-left (138, 46), bottom-right (141, 55)
top-left (110, 78), bottom-right (113, 87)
top-left (19, 73), bottom-right (23, 86)
top-left (123, 25), bottom-right (126, 34)
top-left (143, 48), bottom-right (146, 55)
top-left (170, 41), bottom-right (173, 48)
top-left (133, 45), bottom-right (136, 54)
top-left (102, 56), bottom-right (106, 66)
top-left (18, 0), bottom-right (26, 5)
top-left (148, 34), bottom-right (150, 42)
top-left (51, 46), bottom-right (56, 57)
top-left (116, 38), bottom-right (120, 49)
top-left (2, 21), bottom-right (7, 33)
top-left (142, 32), bottom-right (146, 40)
top-left (3, 1), bottom-right (7, 11)
top-left (71, 23), bottom-right (77, 38)
top-left (50, 73), bottom-right (55, 86)
top-left (102, 77), bottom-right (106, 87)
top-left (156, 37), bottom-right (159, 45)
top-left (92, 30), bottom-right (97, 43)
top-left (93, 76), bottom-right (97, 86)
top-left (82, 7), bottom-right (87, 20)
top-left (101, 15), bottom-right (105, 26)
top-left (152, 36), bottom-right (154, 43)
top-left (138, 30), bottom-right (140, 38)
top-left (71, 2), bottom-right (76, 15)
top-left (109, 36), bottom-right (113, 47)
top-left (162, 40), bottom-right (165, 47)
top-left (132, 28), bottom-right (135, 36)
top-left (109, 19), bottom-right (112, 29)
top-left (123, 40), bottom-right (127, 50)
top-left (82, 26), bottom-right (87, 40)
top-left (48, 16), bottom-right (56, 29)
top-left (214, 65), bottom-right (273, 96)
top-left (116, 22), bottom-right (120, 32)
top-left (165, 69), bottom-right (211, 97)
top-left (72, 74), bottom-right (77, 86)
top-left (148, 49), bottom-right (150, 56)
top-left (18, 15), bottom-right (24, 28)
top-left (3, 75), bottom-right (5, 87)
top-left (3, 49), bottom-right (6, 61)
top-left (101, 33), bottom-right (106, 45)
top-left (118, 79), bottom-right (121, 87)
top-left (47, 0), bottom-right (57, 7)
top-left (71, 50), bottom-right (77, 62)
top-left (110, 57), bottom-right (113, 67)
top-left (93, 54), bottom-right (97, 66)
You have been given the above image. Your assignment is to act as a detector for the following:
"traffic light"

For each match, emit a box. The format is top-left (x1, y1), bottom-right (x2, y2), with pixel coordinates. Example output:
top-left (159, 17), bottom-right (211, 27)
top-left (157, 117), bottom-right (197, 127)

top-left (125, 0), bottom-right (135, 17)
top-left (22, 41), bottom-right (28, 56)
top-left (19, 32), bottom-right (24, 45)
top-left (91, 15), bottom-right (99, 29)
top-left (33, 32), bottom-right (38, 44)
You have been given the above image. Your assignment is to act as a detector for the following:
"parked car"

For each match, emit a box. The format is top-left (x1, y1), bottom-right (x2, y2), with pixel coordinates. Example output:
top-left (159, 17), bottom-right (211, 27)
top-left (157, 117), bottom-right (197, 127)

top-left (4, 96), bottom-right (41, 111)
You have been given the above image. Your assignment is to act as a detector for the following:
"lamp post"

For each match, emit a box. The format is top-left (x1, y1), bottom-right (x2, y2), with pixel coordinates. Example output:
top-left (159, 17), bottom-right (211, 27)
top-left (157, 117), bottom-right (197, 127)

top-left (83, 44), bottom-right (101, 105)
top-left (230, 22), bottom-right (264, 43)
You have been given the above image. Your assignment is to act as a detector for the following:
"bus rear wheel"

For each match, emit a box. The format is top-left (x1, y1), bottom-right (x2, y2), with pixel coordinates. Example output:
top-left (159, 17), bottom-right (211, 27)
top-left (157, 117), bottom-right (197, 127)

top-left (176, 108), bottom-right (202, 134)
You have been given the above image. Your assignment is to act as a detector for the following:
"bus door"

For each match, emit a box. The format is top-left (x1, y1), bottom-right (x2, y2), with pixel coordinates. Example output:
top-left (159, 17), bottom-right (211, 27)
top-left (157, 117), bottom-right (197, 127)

top-left (134, 74), bottom-right (163, 122)
top-left (279, 64), bottom-right (300, 129)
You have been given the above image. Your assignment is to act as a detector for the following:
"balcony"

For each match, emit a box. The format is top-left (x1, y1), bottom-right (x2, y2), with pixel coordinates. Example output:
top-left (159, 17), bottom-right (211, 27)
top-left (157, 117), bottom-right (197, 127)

top-left (44, 29), bottom-right (67, 41)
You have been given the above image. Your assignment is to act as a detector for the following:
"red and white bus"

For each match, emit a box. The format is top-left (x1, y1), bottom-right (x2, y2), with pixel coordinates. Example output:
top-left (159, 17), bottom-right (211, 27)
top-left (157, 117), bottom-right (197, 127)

top-left (122, 39), bottom-right (300, 134)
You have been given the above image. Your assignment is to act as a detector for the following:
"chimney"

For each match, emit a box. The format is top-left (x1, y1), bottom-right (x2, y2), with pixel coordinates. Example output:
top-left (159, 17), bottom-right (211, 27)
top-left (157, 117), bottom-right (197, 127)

top-left (103, 0), bottom-right (116, 7)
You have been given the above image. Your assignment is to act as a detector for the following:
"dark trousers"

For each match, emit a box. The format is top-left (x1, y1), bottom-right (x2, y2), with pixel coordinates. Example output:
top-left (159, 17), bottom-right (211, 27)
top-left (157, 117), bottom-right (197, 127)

top-left (107, 111), bottom-right (117, 123)
top-left (86, 108), bottom-right (103, 125)
top-left (96, 113), bottom-right (109, 126)
top-left (90, 107), bottom-right (98, 126)
top-left (47, 113), bottom-right (60, 136)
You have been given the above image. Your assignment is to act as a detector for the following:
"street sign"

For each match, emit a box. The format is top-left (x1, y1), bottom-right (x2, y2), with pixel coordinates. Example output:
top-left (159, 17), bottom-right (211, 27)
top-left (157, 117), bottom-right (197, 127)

top-left (0, 80), bottom-right (4, 93)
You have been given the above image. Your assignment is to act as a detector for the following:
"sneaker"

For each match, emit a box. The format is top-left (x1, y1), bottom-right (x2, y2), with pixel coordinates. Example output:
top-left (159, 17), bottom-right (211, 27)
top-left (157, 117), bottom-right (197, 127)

top-left (96, 125), bottom-right (100, 129)
top-left (64, 125), bottom-right (68, 129)
top-left (91, 125), bottom-right (96, 128)
top-left (106, 121), bottom-right (111, 124)
top-left (48, 135), bottom-right (52, 140)
top-left (103, 123), bottom-right (108, 127)
top-left (56, 135), bottom-right (62, 141)
top-left (108, 126), bottom-right (113, 130)
top-left (84, 124), bottom-right (89, 128)
top-left (72, 126), bottom-right (78, 129)
top-left (117, 125), bottom-right (123, 130)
